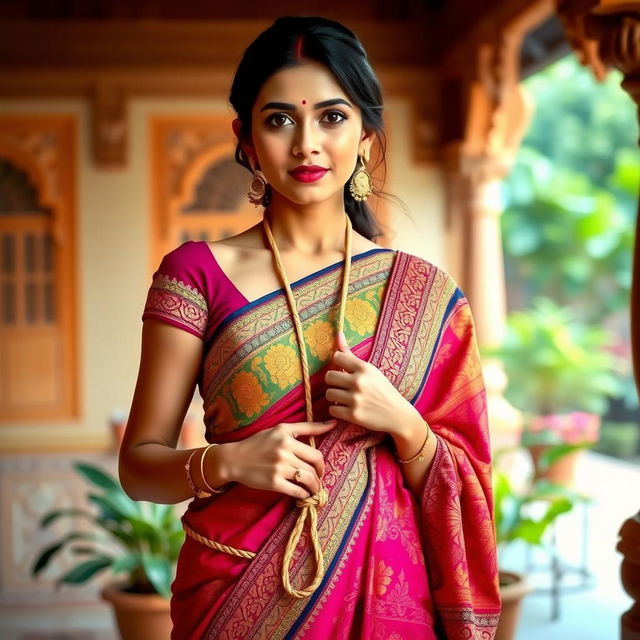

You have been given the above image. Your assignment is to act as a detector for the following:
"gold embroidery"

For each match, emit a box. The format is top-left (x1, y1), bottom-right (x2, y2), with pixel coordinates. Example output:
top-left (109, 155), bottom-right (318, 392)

top-left (230, 370), bottom-right (269, 416)
top-left (153, 273), bottom-right (207, 309)
top-left (345, 297), bottom-right (376, 336)
top-left (263, 343), bottom-right (302, 389)
top-left (304, 320), bottom-right (334, 361)
top-left (374, 560), bottom-right (394, 596)
top-left (144, 273), bottom-right (208, 336)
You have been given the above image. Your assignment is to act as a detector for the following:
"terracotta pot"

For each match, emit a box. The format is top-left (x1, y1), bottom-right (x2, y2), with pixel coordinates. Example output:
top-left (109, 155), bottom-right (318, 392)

top-left (101, 582), bottom-right (172, 640)
top-left (109, 411), bottom-right (129, 454)
top-left (528, 444), bottom-right (582, 486)
top-left (495, 570), bottom-right (531, 640)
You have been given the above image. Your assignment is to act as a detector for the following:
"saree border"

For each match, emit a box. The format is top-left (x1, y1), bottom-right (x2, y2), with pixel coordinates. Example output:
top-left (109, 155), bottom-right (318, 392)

top-left (201, 249), bottom-right (398, 417)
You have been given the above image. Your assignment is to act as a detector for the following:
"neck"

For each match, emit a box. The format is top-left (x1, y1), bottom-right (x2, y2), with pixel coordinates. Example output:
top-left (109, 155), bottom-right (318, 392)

top-left (264, 192), bottom-right (348, 255)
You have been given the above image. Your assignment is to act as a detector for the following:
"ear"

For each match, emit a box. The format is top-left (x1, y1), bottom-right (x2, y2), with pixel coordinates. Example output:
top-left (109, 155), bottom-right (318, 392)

top-left (232, 118), bottom-right (257, 168)
top-left (359, 127), bottom-right (376, 162)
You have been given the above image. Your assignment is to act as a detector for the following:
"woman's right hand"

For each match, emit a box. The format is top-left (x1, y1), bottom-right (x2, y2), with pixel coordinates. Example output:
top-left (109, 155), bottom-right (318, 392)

top-left (215, 419), bottom-right (338, 500)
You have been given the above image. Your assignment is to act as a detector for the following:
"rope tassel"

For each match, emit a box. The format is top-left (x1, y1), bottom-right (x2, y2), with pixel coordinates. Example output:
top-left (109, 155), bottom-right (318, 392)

top-left (281, 488), bottom-right (329, 598)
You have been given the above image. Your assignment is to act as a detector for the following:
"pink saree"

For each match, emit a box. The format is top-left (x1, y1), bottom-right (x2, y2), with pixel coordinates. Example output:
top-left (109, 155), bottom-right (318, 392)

top-left (142, 241), bottom-right (501, 639)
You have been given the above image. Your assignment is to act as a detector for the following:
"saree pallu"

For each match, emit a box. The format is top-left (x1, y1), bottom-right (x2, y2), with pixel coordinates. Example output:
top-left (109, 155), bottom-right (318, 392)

top-left (170, 250), bottom-right (501, 639)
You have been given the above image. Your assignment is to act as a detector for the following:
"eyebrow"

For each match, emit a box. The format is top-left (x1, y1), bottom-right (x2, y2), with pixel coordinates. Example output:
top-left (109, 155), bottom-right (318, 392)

top-left (259, 98), bottom-right (352, 112)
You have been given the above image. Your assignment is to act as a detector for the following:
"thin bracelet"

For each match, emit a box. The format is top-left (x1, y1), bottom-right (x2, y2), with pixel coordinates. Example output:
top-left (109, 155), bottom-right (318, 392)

top-left (396, 420), bottom-right (431, 464)
top-left (185, 449), bottom-right (212, 498)
top-left (200, 444), bottom-right (229, 494)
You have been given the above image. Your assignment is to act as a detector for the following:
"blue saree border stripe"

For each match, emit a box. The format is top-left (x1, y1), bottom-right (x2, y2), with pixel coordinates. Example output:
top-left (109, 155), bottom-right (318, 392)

top-left (412, 287), bottom-right (465, 403)
top-left (283, 454), bottom-right (374, 639)
top-left (206, 247), bottom-right (395, 348)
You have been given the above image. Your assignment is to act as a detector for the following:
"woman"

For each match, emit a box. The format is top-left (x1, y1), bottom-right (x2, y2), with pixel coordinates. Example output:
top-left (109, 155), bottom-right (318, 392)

top-left (119, 16), bottom-right (501, 640)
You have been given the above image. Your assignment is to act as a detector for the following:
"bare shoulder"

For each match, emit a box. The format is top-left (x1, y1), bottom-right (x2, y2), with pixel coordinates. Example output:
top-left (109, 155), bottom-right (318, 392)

top-left (207, 223), bottom-right (379, 256)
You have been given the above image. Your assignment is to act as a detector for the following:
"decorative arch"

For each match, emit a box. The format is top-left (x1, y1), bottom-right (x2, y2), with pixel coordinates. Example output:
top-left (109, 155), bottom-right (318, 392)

top-left (149, 115), bottom-right (262, 269)
top-left (0, 115), bottom-right (78, 423)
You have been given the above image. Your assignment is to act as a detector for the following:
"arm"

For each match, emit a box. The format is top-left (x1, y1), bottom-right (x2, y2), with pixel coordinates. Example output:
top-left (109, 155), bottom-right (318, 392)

top-left (119, 318), bottom-right (332, 504)
top-left (390, 408), bottom-right (438, 499)
top-left (118, 319), bottom-right (230, 504)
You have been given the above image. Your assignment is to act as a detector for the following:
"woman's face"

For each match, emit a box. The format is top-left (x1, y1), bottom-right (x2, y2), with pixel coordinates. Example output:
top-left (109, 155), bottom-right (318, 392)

top-left (243, 60), bottom-right (373, 206)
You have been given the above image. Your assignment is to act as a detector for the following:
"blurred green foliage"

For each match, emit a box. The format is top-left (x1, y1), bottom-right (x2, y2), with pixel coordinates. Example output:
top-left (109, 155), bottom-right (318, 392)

top-left (486, 297), bottom-right (623, 417)
top-left (501, 55), bottom-right (639, 409)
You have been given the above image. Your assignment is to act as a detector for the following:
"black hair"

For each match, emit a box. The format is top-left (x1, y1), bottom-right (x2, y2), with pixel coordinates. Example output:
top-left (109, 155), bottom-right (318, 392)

top-left (229, 16), bottom-right (389, 242)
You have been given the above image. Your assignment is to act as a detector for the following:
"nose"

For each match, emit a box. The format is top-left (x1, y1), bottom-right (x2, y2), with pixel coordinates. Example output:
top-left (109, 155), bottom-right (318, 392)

top-left (291, 119), bottom-right (321, 158)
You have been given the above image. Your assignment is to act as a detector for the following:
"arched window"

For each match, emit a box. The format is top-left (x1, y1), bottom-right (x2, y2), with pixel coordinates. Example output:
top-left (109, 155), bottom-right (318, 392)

top-left (0, 154), bottom-right (77, 422)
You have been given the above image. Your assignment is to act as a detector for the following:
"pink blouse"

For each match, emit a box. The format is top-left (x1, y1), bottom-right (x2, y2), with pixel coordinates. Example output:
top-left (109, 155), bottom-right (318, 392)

top-left (142, 240), bottom-right (393, 344)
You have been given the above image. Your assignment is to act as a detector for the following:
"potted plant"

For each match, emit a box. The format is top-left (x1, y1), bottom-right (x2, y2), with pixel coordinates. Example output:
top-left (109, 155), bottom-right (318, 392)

top-left (488, 297), bottom-right (623, 485)
top-left (493, 445), bottom-right (585, 640)
top-left (31, 462), bottom-right (185, 640)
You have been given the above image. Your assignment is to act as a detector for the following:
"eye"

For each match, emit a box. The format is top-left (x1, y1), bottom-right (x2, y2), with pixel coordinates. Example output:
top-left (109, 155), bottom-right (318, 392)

top-left (265, 111), bottom-right (347, 129)
top-left (321, 110), bottom-right (347, 125)
top-left (266, 113), bottom-right (293, 128)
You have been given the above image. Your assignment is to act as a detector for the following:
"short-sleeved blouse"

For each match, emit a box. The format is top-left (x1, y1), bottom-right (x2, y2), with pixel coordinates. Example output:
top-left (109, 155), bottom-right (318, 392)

top-left (141, 240), bottom-right (395, 345)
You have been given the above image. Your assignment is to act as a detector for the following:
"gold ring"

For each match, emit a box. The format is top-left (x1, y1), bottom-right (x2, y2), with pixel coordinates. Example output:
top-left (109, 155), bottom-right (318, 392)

top-left (294, 468), bottom-right (303, 482)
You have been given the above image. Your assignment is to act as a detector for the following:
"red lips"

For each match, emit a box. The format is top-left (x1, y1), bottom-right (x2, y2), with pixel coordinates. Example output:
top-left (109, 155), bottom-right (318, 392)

top-left (289, 165), bottom-right (328, 174)
top-left (289, 165), bottom-right (328, 183)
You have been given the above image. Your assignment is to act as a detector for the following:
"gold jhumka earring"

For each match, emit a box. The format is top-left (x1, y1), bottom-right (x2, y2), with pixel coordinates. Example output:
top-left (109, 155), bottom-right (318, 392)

top-left (348, 150), bottom-right (372, 201)
top-left (247, 157), bottom-right (271, 207)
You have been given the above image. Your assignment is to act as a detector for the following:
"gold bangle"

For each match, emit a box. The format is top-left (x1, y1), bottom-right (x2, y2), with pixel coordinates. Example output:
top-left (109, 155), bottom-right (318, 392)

top-left (185, 449), bottom-right (212, 499)
top-left (200, 444), bottom-right (229, 494)
top-left (396, 420), bottom-right (431, 464)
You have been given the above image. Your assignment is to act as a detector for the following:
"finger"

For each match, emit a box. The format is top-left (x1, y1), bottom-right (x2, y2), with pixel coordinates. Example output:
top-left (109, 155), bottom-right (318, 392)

top-left (324, 369), bottom-right (352, 388)
top-left (328, 404), bottom-right (349, 421)
top-left (325, 388), bottom-right (350, 405)
top-left (289, 464), bottom-right (322, 494)
top-left (332, 349), bottom-right (359, 372)
top-left (288, 420), bottom-right (337, 437)
top-left (290, 441), bottom-right (326, 480)
top-left (275, 477), bottom-right (313, 501)
top-left (336, 331), bottom-right (350, 351)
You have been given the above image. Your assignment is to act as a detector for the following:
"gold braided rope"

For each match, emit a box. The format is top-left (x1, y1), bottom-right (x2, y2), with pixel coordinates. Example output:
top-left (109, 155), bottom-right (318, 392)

top-left (182, 212), bottom-right (352, 600)
top-left (182, 522), bottom-right (257, 559)
top-left (263, 212), bottom-right (352, 599)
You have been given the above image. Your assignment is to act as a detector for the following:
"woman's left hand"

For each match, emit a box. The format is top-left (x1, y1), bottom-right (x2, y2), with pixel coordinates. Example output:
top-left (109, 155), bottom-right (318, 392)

top-left (324, 331), bottom-right (417, 437)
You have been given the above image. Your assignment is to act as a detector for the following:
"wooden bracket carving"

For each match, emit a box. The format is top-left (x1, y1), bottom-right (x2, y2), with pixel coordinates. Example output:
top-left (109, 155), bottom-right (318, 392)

top-left (557, 0), bottom-right (640, 397)
top-left (618, 512), bottom-right (640, 639)
top-left (90, 82), bottom-right (127, 169)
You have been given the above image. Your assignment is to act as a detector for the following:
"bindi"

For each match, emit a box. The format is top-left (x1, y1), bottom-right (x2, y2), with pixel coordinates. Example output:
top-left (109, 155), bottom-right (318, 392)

top-left (301, 100), bottom-right (306, 105)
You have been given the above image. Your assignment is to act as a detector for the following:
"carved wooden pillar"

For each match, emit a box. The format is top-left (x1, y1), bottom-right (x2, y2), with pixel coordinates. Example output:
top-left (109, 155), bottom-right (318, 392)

top-left (442, 32), bottom-right (534, 449)
top-left (555, 2), bottom-right (640, 637)
top-left (619, 513), bottom-right (640, 640)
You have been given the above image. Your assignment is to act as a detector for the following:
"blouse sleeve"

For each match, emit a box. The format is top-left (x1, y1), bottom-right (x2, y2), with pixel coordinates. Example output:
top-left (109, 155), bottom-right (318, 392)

top-left (141, 242), bottom-right (209, 340)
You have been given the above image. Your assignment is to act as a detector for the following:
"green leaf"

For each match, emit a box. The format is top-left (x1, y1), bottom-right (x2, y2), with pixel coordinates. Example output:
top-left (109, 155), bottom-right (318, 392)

top-left (31, 532), bottom-right (100, 576)
top-left (538, 443), bottom-right (588, 471)
top-left (55, 557), bottom-right (112, 588)
top-left (40, 508), bottom-right (97, 529)
top-left (167, 530), bottom-right (186, 560)
top-left (73, 463), bottom-right (121, 492)
top-left (140, 554), bottom-right (172, 599)
top-left (127, 517), bottom-right (162, 549)
top-left (87, 494), bottom-right (124, 523)
top-left (88, 491), bottom-right (142, 522)
top-left (111, 554), bottom-right (141, 575)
